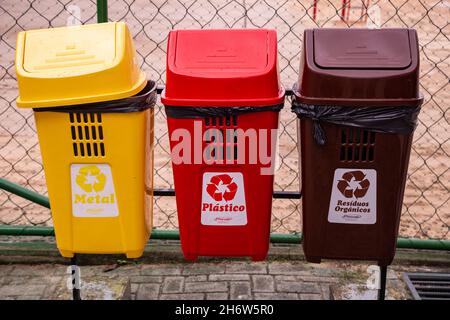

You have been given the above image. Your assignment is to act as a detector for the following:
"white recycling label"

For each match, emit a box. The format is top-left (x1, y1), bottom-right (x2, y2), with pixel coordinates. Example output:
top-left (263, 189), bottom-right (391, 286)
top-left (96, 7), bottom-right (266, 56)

top-left (328, 168), bottom-right (377, 224)
top-left (201, 172), bottom-right (247, 226)
top-left (71, 164), bottom-right (119, 217)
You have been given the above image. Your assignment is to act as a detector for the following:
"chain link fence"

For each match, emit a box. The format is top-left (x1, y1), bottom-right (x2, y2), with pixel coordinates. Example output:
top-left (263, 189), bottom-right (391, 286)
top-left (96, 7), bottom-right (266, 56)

top-left (0, 0), bottom-right (448, 239)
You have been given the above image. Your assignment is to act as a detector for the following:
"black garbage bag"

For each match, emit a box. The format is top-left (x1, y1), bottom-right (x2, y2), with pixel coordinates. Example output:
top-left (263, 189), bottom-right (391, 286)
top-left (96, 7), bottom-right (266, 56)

top-left (34, 81), bottom-right (157, 113)
top-left (292, 101), bottom-right (421, 146)
top-left (165, 104), bottom-right (284, 119)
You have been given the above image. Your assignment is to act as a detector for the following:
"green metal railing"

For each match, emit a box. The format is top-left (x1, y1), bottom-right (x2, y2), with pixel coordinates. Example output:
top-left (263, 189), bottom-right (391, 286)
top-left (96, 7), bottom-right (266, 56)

top-left (97, 0), bottom-right (108, 23)
top-left (1, 177), bottom-right (449, 250)
top-left (0, 177), bottom-right (50, 209)
top-left (0, 224), bottom-right (303, 244)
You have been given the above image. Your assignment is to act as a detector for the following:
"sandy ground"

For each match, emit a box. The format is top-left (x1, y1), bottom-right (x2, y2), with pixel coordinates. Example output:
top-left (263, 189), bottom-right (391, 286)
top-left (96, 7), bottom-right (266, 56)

top-left (0, 0), bottom-right (449, 239)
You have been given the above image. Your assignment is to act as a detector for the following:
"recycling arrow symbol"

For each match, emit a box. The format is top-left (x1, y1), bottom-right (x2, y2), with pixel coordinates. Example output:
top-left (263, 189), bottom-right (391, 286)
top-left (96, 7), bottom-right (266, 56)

top-left (75, 165), bottom-right (107, 193)
top-left (337, 170), bottom-right (370, 198)
top-left (206, 174), bottom-right (238, 202)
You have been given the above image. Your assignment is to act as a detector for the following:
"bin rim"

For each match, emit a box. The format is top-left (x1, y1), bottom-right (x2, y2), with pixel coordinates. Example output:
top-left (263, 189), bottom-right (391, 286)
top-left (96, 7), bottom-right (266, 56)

top-left (161, 87), bottom-right (285, 107)
top-left (17, 75), bottom-right (148, 109)
top-left (33, 80), bottom-right (157, 113)
top-left (292, 86), bottom-right (423, 108)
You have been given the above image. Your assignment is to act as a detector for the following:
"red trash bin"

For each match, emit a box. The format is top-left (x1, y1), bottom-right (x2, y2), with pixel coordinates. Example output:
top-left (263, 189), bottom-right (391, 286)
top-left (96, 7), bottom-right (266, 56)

top-left (292, 28), bottom-right (423, 266)
top-left (161, 29), bottom-right (284, 261)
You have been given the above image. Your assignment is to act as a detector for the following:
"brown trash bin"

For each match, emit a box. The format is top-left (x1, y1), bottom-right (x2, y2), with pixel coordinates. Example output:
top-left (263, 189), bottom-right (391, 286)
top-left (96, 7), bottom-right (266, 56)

top-left (292, 28), bottom-right (423, 266)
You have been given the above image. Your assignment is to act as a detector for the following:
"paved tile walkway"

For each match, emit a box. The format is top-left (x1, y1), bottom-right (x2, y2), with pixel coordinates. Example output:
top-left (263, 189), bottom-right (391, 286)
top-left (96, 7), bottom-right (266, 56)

top-left (0, 260), bottom-right (447, 300)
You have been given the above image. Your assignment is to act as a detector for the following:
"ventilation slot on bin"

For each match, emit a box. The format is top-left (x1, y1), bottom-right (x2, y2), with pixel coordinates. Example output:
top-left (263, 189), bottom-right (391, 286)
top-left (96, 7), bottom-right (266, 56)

top-left (204, 114), bottom-right (238, 163)
top-left (339, 127), bottom-right (375, 162)
top-left (69, 112), bottom-right (105, 157)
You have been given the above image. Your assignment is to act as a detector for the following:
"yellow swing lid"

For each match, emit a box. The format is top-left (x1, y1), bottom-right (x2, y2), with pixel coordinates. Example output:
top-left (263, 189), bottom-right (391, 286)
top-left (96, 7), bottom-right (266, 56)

top-left (15, 22), bottom-right (147, 108)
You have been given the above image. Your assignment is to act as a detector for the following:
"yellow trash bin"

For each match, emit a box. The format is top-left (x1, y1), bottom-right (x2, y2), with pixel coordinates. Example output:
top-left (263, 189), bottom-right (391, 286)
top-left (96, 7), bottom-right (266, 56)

top-left (15, 22), bottom-right (155, 258)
